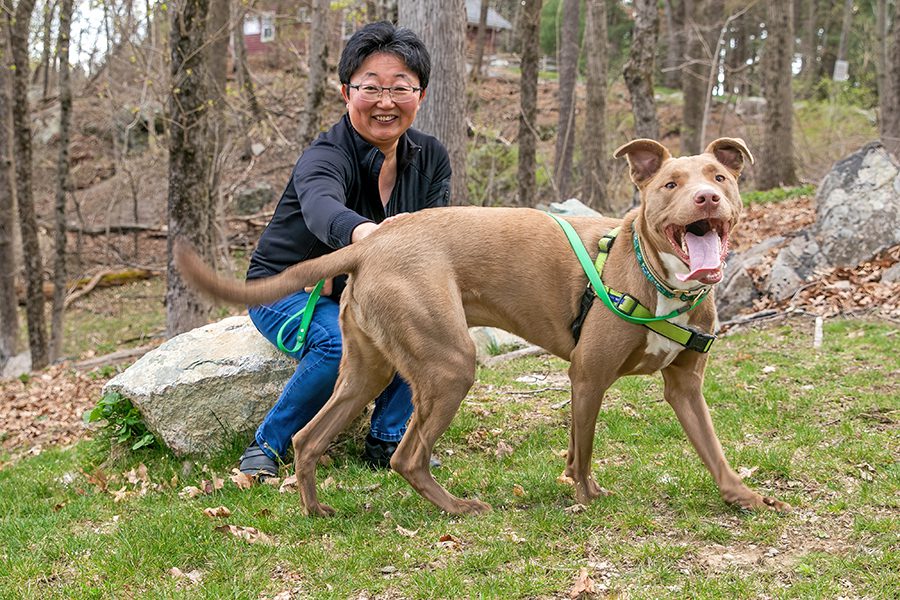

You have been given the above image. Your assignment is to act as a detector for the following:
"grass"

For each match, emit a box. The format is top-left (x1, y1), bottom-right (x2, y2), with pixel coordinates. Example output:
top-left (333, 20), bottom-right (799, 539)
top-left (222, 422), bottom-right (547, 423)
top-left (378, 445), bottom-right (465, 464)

top-left (1, 318), bottom-right (897, 598)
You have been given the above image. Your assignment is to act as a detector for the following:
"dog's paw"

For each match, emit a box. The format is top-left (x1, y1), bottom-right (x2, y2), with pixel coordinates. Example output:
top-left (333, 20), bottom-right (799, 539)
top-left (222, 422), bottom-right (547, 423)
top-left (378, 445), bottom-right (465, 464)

top-left (761, 495), bottom-right (792, 513)
top-left (451, 498), bottom-right (492, 515)
top-left (304, 502), bottom-right (336, 518)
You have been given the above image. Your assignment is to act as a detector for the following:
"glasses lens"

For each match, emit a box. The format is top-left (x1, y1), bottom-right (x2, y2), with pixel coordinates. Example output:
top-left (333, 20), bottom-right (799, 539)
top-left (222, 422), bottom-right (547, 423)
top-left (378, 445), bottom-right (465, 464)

top-left (358, 85), bottom-right (382, 102)
top-left (390, 87), bottom-right (415, 103)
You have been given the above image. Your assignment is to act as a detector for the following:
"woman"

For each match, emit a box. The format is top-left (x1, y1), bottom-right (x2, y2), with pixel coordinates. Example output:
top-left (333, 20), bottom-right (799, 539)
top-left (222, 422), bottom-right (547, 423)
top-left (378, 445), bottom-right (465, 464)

top-left (239, 22), bottom-right (451, 478)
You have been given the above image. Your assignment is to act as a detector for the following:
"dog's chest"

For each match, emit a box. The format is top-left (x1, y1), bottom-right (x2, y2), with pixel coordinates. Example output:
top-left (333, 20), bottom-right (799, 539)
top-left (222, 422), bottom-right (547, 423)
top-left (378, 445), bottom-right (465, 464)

top-left (640, 295), bottom-right (693, 369)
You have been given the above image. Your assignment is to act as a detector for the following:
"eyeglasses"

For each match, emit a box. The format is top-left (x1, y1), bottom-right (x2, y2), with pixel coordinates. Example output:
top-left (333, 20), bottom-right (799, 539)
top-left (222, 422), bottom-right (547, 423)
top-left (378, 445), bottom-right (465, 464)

top-left (347, 83), bottom-right (422, 104)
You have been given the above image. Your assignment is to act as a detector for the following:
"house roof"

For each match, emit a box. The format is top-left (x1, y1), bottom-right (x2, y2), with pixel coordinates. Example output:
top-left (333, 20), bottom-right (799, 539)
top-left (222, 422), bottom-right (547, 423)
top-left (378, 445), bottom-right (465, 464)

top-left (465, 0), bottom-right (513, 31)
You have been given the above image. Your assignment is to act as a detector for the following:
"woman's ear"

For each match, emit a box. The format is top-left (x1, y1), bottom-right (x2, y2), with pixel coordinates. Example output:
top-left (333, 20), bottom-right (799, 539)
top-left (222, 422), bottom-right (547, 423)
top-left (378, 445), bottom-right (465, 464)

top-left (340, 84), bottom-right (351, 104)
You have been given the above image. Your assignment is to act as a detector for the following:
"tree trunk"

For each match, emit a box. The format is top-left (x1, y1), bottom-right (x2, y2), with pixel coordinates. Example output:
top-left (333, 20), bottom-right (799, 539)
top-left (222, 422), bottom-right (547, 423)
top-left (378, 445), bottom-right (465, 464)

top-left (49, 0), bottom-right (73, 362)
top-left (680, 0), bottom-right (718, 155)
top-left (10, 0), bottom-right (49, 370)
top-left (799, 0), bottom-right (818, 86)
top-left (554, 0), bottom-right (578, 200)
top-left (232, 1), bottom-right (262, 124)
top-left (471, 0), bottom-right (490, 81)
top-left (398, 0), bottom-right (468, 205)
top-left (882, 2), bottom-right (900, 157)
top-left (35, 0), bottom-right (56, 101)
top-left (581, 0), bottom-right (608, 212)
top-left (758, 0), bottom-right (798, 189)
top-left (833, 0), bottom-right (852, 80)
top-left (206, 0), bottom-right (230, 104)
top-left (663, 0), bottom-right (684, 89)
top-left (298, 0), bottom-right (330, 146)
top-left (167, 0), bottom-right (214, 336)
top-left (0, 16), bottom-right (19, 367)
top-left (623, 0), bottom-right (659, 140)
top-left (516, 0), bottom-right (541, 207)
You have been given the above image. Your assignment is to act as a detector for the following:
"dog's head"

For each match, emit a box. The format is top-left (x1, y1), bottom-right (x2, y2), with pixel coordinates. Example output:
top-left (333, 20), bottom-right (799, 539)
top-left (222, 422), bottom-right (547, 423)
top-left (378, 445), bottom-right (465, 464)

top-left (614, 138), bottom-right (753, 287)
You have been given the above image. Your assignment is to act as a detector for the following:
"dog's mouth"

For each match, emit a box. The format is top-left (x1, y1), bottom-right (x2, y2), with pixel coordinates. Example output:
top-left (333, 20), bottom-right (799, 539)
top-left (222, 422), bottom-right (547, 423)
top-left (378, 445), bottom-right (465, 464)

top-left (664, 219), bottom-right (730, 284)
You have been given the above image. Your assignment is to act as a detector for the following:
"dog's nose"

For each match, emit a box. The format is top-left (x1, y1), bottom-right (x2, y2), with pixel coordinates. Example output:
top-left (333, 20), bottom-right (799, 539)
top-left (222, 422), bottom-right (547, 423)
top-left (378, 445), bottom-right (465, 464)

top-left (694, 189), bottom-right (720, 206)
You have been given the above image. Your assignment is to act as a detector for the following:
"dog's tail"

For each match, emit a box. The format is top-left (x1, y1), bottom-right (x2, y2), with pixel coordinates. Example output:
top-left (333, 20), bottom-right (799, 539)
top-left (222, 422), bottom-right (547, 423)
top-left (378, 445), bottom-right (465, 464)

top-left (173, 240), bottom-right (360, 306)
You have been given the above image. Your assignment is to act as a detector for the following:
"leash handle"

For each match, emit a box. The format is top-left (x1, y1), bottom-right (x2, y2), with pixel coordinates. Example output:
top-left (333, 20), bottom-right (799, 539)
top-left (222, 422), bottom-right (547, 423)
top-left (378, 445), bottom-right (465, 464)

top-left (276, 279), bottom-right (325, 353)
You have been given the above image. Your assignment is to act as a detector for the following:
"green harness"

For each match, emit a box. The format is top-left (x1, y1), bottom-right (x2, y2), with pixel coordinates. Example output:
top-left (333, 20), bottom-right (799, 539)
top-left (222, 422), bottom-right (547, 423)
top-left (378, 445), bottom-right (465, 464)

top-left (549, 214), bottom-right (716, 353)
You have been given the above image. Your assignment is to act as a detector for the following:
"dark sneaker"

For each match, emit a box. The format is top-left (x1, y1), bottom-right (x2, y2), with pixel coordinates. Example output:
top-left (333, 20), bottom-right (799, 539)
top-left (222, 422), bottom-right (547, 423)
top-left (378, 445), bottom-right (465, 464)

top-left (239, 440), bottom-right (278, 480)
top-left (362, 434), bottom-right (442, 469)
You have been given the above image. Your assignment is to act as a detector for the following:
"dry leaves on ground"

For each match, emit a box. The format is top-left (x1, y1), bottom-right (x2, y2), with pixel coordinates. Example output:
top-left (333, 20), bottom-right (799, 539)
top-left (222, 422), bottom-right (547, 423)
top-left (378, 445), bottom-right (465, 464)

top-left (214, 524), bottom-right (275, 545)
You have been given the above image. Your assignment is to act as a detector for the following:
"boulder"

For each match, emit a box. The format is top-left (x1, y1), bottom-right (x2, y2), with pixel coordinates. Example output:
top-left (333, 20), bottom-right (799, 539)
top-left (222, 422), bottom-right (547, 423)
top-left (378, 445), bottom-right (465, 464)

top-left (234, 183), bottom-right (275, 215)
top-left (814, 141), bottom-right (900, 267)
top-left (544, 198), bottom-right (603, 217)
top-left (103, 316), bottom-right (295, 456)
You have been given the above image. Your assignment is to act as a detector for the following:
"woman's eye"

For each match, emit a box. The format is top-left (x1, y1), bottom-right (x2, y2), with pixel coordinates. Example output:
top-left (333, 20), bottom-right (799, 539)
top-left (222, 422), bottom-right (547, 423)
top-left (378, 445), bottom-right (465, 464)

top-left (665, 182), bottom-right (677, 189)
top-left (715, 174), bottom-right (726, 182)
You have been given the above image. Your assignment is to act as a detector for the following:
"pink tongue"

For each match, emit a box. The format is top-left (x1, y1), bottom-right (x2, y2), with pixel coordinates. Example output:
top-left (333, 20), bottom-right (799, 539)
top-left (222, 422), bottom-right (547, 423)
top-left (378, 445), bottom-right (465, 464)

top-left (676, 231), bottom-right (721, 281)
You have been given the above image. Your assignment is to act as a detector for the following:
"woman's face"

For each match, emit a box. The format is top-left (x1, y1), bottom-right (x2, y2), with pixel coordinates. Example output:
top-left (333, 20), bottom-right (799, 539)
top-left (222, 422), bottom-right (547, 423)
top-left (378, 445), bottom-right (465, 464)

top-left (341, 52), bottom-right (425, 153)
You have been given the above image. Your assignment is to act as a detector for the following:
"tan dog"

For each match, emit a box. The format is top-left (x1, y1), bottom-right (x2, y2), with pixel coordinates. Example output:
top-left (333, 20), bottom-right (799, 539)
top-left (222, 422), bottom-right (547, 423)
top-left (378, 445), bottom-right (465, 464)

top-left (176, 138), bottom-right (791, 517)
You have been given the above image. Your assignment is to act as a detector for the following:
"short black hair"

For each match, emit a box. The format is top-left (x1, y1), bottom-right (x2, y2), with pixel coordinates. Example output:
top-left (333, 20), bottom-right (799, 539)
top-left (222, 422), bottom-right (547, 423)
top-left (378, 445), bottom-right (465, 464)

top-left (338, 21), bottom-right (431, 90)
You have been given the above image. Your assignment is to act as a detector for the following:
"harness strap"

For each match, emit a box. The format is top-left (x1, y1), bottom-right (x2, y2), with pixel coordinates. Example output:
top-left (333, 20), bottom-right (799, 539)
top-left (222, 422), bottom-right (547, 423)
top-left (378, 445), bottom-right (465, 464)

top-left (276, 279), bottom-right (325, 354)
top-left (550, 215), bottom-right (715, 353)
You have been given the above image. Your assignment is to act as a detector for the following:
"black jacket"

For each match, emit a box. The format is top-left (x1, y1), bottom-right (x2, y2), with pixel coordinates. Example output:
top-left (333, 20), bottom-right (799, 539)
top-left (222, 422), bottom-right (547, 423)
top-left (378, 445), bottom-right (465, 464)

top-left (247, 114), bottom-right (452, 297)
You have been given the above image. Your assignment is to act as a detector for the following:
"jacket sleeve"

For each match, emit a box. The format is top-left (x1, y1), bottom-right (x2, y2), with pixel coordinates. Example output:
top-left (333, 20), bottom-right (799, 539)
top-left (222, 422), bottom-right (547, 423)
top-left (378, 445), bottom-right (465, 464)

top-left (293, 145), bottom-right (371, 249)
top-left (422, 143), bottom-right (453, 208)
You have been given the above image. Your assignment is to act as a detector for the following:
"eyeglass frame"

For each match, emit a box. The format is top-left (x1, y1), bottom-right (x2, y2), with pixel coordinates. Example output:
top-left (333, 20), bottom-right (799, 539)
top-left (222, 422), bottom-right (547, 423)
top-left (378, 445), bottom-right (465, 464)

top-left (346, 83), bottom-right (423, 103)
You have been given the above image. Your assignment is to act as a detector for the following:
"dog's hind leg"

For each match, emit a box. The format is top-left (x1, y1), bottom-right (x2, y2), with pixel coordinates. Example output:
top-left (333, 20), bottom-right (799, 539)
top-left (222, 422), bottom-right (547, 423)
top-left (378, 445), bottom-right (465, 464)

top-left (662, 354), bottom-right (791, 512)
top-left (291, 318), bottom-right (395, 517)
top-left (388, 346), bottom-right (488, 515)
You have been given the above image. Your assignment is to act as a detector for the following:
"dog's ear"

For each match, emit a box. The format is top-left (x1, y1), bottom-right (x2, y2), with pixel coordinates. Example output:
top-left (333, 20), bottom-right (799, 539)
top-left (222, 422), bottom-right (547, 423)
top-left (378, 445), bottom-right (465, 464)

top-left (705, 137), bottom-right (754, 176)
top-left (613, 139), bottom-right (672, 186)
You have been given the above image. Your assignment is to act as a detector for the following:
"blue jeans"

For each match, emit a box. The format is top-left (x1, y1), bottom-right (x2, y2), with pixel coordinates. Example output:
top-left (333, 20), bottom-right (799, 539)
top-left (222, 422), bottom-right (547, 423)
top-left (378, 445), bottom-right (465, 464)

top-left (248, 290), bottom-right (413, 461)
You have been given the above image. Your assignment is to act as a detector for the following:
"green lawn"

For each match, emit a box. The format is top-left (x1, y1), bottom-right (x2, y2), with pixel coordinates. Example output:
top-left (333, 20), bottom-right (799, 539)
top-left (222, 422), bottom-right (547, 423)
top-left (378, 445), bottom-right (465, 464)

top-left (1, 319), bottom-right (897, 599)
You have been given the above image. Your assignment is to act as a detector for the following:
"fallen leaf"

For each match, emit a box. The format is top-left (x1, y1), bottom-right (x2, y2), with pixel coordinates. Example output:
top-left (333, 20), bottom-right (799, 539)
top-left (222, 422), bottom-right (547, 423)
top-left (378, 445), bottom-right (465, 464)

top-left (230, 468), bottom-right (254, 490)
top-left (179, 486), bottom-right (204, 499)
top-left (762, 365), bottom-right (777, 374)
top-left (279, 475), bottom-right (298, 493)
top-left (396, 525), bottom-right (418, 538)
top-left (437, 533), bottom-right (462, 551)
top-left (169, 567), bottom-right (203, 584)
top-left (557, 472), bottom-right (575, 486)
top-left (496, 441), bottom-right (514, 458)
top-left (202, 506), bottom-right (232, 518)
top-left (565, 503), bottom-right (587, 515)
top-left (215, 524), bottom-right (275, 545)
top-left (737, 465), bottom-right (759, 480)
top-left (380, 565), bottom-right (397, 574)
top-left (569, 567), bottom-right (597, 598)
top-left (111, 486), bottom-right (130, 503)
top-left (512, 484), bottom-right (526, 497)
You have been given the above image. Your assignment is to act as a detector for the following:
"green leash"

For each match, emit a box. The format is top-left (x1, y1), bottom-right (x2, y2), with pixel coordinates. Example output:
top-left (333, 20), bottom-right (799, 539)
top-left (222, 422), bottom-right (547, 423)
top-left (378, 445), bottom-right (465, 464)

top-left (549, 214), bottom-right (716, 353)
top-left (276, 279), bottom-right (325, 353)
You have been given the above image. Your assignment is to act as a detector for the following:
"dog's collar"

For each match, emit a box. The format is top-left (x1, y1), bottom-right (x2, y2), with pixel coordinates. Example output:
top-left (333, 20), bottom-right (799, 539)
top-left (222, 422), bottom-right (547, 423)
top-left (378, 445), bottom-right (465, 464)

top-left (632, 230), bottom-right (712, 302)
top-left (550, 215), bottom-right (715, 353)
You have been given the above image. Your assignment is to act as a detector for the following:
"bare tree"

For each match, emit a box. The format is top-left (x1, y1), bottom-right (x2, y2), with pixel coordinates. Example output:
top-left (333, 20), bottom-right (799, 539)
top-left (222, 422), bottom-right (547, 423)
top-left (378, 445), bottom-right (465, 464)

top-left (554, 0), bottom-right (578, 200)
top-left (623, 0), bottom-right (660, 140)
top-left (581, 0), bottom-right (608, 212)
top-left (206, 0), bottom-right (230, 103)
top-left (49, 0), bottom-right (73, 361)
top-left (880, 1), bottom-right (900, 156)
top-left (470, 0), bottom-right (490, 81)
top-left (516, 0), bottom-right (542, 207)
top-left (663, 0), bottom-right (685, 89)
top-left (680, 0), bottom-right (718, 155)
top-left (398, 0), bottom-right (468, 204)
top-left (167, 0), bottom-right (214, 336)
top-left (232, 0), bottom-right (262, 124)
top-left (758, 0), bottom-right (798, 189)
top-left (298, 0), bottom-right (330, 146)
top-left (34, 0), bottom-right (56, 101)
top-left (833, 0), bottom-right (853, 80)
top-left (799, 0), bottom-right (819, 86)
top-left (0, 14), bottom-right (18, 368)
top-left (9, 0), bottom-right (49, 369)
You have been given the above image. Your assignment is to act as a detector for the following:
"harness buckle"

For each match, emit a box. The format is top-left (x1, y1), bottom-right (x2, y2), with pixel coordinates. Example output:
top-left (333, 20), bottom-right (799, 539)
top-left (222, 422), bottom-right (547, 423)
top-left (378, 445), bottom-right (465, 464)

top-left (613, 293), bottom-right (639, 316)
top-left (685, 330), bottom-right (716, 353)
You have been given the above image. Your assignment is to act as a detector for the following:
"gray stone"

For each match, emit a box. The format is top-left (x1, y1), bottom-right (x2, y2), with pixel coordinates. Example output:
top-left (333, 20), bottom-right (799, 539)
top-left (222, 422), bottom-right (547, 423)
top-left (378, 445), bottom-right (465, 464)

top-left (882, 262), bottom-right (900, 283)
top-left (103, 316), bottom-right (296, 456)
top-left (469, 327), bottom-right (527, 364)
top-left (234, 183), bottom-right (275, 215)
top-left (546, 198), bottom-right (603, 217)
top-left (716, 236), bottom-right (785, 320)
top-left (814, 142), bottom-right (900, 267)
top-left (0, 352), bottom-right (31, 379)
top-left (766, 232), bottom-right (828, 301)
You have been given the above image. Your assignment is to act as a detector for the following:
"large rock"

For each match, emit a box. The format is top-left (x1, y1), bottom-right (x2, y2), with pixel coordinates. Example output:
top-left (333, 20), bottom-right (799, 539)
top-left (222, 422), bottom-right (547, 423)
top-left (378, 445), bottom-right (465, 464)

top-left (814, 141), bottom-right (900, 267)
top-left (718, 142), bottom-right (900, 317)
top-left (103, 316), bottom-right (295, 456)
top-left (105, 316), bottom-right (526, 456)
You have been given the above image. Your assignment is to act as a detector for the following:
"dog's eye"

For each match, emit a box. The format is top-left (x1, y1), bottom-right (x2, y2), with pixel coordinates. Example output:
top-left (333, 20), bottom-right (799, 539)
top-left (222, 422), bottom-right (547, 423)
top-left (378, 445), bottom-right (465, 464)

top-left (715, 174), bottom-right (726, 182)
top-left (664, 182), bottom-right (677, 190)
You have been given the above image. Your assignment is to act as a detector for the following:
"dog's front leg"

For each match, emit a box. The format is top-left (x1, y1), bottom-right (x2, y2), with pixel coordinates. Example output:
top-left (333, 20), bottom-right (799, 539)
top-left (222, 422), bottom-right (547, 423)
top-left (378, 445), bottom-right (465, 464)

top-left (564, 361), bottom-right (613, 505)
top-left (661, 354), bottom-right (791, 512)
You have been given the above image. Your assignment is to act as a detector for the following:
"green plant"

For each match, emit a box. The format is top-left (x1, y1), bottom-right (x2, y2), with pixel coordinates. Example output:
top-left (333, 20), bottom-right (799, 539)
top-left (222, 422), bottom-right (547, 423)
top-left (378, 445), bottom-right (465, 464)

top-left (742, 183), bottom-right (816, 206)
top-left (84, 391), bottom-right (156, 450)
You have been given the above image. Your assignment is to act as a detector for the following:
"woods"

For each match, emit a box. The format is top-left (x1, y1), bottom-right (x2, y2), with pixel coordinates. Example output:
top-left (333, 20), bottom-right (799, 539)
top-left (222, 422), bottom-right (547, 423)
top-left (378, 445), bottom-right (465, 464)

top-left (0, 0), bottom-right (898, 370)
